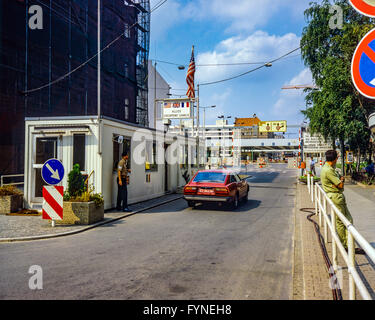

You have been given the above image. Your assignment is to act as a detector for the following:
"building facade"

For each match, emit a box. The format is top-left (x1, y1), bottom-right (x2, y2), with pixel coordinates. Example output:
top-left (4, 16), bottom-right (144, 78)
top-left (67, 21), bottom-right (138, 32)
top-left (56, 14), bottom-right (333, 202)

top-left (0, 0), bottom-right (150, 178)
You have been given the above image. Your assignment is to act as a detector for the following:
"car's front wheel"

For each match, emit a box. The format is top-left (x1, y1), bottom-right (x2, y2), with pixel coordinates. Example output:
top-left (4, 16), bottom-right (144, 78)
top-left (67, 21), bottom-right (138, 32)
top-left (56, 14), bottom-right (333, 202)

top-left (231, 194), bottom-right (239, 210)
top-left (243, 188), bottom-right (249, 203)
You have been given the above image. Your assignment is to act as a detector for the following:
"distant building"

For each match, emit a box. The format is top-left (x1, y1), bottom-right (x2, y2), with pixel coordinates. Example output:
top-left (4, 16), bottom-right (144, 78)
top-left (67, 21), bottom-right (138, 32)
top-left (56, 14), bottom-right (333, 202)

top-left (169, 115), bottom-right (298, 166)
top-left (147, 61), bottom-right (171, 129)
top-left (0, 0), bottom-right (150, 178)
top-left (234, 116), bottom-right (274, 139)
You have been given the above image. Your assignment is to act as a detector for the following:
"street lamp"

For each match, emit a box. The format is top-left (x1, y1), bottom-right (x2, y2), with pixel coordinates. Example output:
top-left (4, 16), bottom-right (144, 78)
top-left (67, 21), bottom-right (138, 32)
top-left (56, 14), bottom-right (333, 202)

top-left (196, 105), bottom-right (216, 167)
top-left (217, 115), bottom-right (231, 167)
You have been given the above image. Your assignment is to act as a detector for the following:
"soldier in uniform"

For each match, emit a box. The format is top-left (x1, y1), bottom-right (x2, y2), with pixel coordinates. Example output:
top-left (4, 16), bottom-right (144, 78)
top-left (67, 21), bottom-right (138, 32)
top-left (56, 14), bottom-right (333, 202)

top-left (117, 152), bottom-right (132, 212)
top-left (320, 150), bottom-right (364, 254)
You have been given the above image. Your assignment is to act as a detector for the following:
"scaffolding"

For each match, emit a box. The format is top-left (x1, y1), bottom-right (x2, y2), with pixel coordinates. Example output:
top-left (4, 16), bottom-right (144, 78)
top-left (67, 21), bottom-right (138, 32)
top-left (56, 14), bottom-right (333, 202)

top-left (126, 0), bottom-right (150, 127)
top-left (0, 0), bottom-right (151, 176)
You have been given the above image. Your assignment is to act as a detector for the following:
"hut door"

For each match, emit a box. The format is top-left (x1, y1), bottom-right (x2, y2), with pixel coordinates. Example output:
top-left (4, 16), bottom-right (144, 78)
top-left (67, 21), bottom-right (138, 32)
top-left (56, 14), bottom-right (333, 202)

top-left (32, 137), bottom-right (58, 202)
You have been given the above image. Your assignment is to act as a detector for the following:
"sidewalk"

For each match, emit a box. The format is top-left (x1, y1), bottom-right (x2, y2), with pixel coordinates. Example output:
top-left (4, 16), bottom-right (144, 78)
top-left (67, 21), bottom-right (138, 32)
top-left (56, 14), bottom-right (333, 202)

top-left (294, 180), bottom-right (375, 300)
top-left (293, 181), bottom-right (333, 300)
top-left (0, 193), bottom-right (183, 242)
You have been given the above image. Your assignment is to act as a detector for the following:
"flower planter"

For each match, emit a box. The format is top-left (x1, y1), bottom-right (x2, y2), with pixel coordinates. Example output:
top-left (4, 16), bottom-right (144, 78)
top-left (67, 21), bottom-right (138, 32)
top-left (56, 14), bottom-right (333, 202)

top-left (54, 201), bottom-right (104, 225)
top-left (0, 195), bottom-right (23, 214)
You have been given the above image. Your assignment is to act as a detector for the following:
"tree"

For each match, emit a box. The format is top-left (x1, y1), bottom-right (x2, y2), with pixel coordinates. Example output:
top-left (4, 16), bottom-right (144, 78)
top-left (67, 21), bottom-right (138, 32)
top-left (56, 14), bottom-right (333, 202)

top-left (301, 0), bottom-right (375, 171)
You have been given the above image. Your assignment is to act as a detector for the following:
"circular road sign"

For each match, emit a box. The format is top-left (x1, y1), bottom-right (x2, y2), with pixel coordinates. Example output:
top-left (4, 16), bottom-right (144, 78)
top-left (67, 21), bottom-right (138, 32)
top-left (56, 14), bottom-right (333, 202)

top-left (41, 158), bottom-right (65, 185)
top-left (352, 28), bottom-right (375, 99)
top-left (349, 0), bottom-right (375, 17)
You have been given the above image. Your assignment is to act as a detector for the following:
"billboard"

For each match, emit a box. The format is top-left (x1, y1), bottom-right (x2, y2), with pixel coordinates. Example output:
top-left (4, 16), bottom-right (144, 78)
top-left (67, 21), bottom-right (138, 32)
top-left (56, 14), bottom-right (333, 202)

top-left (303, 133), bottom-right (332, 153)
top-left (259, 121), bottom-right (287, 133)
top-left (162, 99), bottom-right (193, 119)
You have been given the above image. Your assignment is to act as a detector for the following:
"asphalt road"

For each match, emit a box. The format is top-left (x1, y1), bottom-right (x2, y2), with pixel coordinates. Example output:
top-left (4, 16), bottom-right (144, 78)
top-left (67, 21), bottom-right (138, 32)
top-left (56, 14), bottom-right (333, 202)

top-left (0, 164), bottom-right (297, 300)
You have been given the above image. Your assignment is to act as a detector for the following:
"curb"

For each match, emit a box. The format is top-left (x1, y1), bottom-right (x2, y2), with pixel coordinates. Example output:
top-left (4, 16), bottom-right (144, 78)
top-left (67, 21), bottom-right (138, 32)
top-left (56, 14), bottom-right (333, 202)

top-left (0, 196), bottom-right (184, 243)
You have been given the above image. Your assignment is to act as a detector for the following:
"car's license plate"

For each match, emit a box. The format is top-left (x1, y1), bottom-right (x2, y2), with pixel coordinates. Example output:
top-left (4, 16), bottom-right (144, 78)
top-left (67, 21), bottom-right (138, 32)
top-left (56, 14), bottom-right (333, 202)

top-left (198, 188), bottom-right (214, 195)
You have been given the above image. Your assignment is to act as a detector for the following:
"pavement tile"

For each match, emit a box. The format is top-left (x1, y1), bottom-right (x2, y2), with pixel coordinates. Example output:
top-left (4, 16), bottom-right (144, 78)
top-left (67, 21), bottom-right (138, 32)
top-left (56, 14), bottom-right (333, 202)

top-left (0, 193), bottom-right (182, 240)
top-left (296, 181), bottom-right (375, 300)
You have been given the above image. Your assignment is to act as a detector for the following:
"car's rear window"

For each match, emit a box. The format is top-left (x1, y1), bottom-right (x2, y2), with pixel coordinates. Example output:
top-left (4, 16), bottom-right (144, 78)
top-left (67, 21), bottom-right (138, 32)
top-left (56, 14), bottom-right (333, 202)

top-left (193, 172), bottom-right (227, 183)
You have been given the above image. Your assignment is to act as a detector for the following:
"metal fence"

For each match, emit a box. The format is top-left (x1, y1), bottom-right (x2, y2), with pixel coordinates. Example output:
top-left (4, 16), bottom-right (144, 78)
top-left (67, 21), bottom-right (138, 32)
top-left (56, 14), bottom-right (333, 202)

top-left (307, 174), bottom-right (375, 300)
top-left (0, 174), bottom-right (24, 187)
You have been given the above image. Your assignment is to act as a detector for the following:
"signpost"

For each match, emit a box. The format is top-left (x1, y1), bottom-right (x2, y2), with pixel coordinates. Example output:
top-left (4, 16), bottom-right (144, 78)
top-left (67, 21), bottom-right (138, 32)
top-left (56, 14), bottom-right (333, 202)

top-left (42, 158), bottom-right (64, 186)
top-left (42, 186), bottom-right (64, 225)
top-left (349, 0), bottom-right (375, 17)
top-left (352, 28), bottom-right (375, 99)
top-left (41, 159), bottom-right (65, 226)
top-left (161, 99), bottom-right (193, 120)
top-left (346, 151), bottom-right (354, 164)
top-left (303, 133), bottom-right (332, 154)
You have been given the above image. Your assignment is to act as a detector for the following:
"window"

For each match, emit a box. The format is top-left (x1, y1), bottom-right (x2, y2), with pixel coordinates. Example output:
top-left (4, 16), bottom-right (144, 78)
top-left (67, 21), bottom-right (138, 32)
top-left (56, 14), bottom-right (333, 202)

top-left (73, 134), bottom-right (85, 171)
top-left (145, 140), bottom-right (158, 172)
top-left (125, 98), bottom-right (129, 120)
top-left (230, 175), bottom-right (237, 183)
top-left (124, 62), bottom-right (129, 78)
top-left (122, 138), bottom-right (131, 170)
top-left (124, 23), bottom-right (130, 38)
top-left (113, 135), bottom-right (131, 171)
top-left (113, 138), bottom-right (120, 170)
top-left (193, 172), bottom-right (226, 183)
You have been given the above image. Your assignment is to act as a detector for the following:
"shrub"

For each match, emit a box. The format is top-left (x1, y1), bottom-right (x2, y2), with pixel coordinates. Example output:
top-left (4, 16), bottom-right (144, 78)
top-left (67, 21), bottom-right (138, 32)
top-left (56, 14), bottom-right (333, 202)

top-left (67, 164), bottom-right (85, 197)
top-left (0, 185), bottom-right (23, 196)
top-left (66, 184), bottom-right (104, 208)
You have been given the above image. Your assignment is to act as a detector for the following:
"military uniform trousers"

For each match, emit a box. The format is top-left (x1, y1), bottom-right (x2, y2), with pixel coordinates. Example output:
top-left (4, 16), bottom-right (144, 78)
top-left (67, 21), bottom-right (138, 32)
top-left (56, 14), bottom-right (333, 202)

top-left (116, 177), bottom-right (128, 210)
top-left (326, 192), bottom-right (353, 249)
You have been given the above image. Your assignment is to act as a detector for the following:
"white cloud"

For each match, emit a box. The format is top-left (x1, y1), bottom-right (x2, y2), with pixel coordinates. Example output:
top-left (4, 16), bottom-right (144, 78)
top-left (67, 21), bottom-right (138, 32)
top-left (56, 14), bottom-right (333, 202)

top-left (149, 0), bottom-right (312, 39)
top-left (196, 31), bottom-right (301, 83)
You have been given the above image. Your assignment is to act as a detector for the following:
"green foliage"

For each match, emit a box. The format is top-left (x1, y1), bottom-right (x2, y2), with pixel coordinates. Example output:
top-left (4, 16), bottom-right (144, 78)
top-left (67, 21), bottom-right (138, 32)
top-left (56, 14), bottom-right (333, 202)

top-left (301, 1), bottom-right (375, 155)
top-left (66, 184), bottom-right (104, 208)
top-left (67, 164), bottom-right (85, 197)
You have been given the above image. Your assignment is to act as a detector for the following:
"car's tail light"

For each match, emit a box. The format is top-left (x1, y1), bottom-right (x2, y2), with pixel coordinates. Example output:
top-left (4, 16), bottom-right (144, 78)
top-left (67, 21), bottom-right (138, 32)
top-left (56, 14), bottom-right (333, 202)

top-left (215, 187), bottom-right (229, 194)
top-left (184, 186), bottom-right (197, 193)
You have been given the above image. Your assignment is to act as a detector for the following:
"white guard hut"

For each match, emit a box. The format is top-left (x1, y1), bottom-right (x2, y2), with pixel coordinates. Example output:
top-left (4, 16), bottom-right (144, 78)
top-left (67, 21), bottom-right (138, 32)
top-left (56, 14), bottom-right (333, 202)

top-left (24, 116), bottom-right (202, 210)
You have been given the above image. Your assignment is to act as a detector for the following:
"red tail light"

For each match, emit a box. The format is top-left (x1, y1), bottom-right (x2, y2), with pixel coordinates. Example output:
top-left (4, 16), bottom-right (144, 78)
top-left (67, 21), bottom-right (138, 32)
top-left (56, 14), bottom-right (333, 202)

top-left (184, 186), bottom-right (197, 193)
top-left (215, 187), bottom-right (229, 195)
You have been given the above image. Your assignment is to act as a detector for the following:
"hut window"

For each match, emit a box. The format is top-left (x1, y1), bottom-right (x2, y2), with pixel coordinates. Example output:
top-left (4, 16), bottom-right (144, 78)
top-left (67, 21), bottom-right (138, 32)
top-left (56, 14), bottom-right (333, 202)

top-left (73, 134), bottom-right (86, 171)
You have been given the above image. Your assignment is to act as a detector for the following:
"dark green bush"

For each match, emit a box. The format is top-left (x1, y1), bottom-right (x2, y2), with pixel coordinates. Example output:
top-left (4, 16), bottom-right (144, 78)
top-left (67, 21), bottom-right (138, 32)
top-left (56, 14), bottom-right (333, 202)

top-left (67, 164), bottom-right (84, 197)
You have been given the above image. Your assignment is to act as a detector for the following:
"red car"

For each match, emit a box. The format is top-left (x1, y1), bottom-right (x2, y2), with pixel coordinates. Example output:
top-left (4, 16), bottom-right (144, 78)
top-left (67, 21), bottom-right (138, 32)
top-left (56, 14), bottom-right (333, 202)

top-left (183, 170), bottom-right (249, 209)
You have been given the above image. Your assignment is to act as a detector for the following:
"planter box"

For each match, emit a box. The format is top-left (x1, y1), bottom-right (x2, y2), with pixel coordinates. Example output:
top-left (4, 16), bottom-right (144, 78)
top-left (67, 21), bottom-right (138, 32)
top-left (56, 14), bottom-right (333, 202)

top-left (0, 195), bottom-right (23, 214)
top-left (55, 201), bottom-right (104, 225)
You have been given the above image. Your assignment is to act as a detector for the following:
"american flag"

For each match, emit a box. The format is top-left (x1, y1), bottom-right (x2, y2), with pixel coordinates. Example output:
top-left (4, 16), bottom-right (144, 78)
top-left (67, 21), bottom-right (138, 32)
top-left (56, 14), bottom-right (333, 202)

top-left (186, 46), bottom-right (196, 99)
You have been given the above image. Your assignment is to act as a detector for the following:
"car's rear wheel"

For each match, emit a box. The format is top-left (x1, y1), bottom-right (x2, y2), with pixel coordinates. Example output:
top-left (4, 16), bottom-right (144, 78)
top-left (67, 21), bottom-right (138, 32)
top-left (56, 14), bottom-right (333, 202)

top-left (187, 201), bottom-right (195, 208)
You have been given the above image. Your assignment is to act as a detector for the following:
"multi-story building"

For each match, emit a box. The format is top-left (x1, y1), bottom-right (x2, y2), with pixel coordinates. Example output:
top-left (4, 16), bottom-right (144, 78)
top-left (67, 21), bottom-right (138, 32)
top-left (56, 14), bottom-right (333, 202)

top-left (0, 0), bottom-right (150, 179)
top-left (234, 115), bottom-right (274, 139)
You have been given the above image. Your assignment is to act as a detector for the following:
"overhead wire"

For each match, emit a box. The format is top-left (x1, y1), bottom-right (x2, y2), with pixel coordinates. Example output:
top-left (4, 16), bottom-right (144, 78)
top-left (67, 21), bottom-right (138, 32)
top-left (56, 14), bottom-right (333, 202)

top-left (199, 46), bottom-right (302, 86)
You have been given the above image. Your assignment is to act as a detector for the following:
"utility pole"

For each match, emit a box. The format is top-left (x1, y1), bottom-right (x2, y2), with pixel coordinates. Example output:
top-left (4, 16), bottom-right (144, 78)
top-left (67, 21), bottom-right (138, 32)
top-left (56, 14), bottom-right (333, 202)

top-left (154, 62), bottom-right (157, 128)
top-left (97, 0), bottom-right (102, 155)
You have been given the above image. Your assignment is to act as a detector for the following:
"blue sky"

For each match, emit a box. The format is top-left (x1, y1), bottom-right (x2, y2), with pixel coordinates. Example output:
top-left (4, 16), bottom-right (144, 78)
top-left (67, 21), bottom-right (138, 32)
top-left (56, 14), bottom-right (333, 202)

top-left (149, 0), bottom-right (314, 131)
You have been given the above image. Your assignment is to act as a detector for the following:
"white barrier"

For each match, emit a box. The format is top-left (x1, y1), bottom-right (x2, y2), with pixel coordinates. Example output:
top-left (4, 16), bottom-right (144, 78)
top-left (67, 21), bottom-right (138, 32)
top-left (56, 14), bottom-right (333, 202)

top-left (307, 173), bottom-right (375, 300)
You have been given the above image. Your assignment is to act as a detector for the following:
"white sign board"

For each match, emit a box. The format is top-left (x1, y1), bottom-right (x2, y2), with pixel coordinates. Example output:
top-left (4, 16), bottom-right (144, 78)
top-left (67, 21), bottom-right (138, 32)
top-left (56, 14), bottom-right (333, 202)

top-left (303, 133), bottom-right (332, 153)
top-left (162, 100), bottom-right (193, 119)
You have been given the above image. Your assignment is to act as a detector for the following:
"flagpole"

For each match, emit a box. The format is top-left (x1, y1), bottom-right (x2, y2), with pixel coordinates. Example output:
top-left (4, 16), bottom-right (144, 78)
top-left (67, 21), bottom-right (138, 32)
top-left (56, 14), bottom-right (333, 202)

top-left (197, 83), bottom-right (200, 168)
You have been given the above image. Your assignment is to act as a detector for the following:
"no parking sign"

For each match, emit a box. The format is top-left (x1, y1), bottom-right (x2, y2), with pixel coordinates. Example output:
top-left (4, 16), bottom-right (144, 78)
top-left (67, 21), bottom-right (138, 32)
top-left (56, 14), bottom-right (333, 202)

top-left (352, 28), bottom-right (375, 99)
top-left (349, 0), bottom-right (375, 18)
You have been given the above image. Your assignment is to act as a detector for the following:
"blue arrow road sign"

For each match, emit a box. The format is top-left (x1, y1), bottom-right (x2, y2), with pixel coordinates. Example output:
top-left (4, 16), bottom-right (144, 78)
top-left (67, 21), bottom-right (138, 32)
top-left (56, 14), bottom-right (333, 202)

top-left (42, 159), bottom-right (65, 185)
